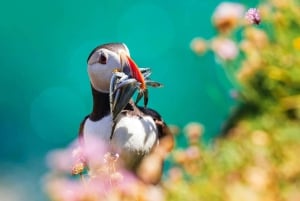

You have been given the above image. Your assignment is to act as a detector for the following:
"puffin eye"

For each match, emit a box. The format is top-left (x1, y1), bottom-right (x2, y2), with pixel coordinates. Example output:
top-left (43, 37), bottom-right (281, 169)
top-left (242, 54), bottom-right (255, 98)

top-left (98, 52), bottom-right (107, 64)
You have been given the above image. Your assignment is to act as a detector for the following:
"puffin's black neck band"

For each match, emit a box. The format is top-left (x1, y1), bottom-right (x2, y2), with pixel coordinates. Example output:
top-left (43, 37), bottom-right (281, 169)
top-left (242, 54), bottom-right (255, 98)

top-left (89, 86), bottom-right (110, 121)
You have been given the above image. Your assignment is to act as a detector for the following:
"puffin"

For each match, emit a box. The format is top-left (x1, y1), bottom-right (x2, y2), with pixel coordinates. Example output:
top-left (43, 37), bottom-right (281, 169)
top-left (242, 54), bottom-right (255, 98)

top-left (79, 43), bottom-right (173, 183)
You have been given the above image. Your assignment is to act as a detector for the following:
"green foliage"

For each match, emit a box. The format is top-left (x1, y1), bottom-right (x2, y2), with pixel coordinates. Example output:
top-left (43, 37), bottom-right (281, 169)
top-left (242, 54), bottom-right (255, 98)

top-left (44, 1), bottom-right (300, 200)
top-left (165, 0), bottom-right (300, 200)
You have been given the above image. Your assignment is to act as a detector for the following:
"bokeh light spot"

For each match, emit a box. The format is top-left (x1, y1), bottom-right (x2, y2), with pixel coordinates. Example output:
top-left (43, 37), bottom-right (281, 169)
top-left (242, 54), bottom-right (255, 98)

top-left (30, 86), bottom-right (86, 144)
top-left (117, 3), bottom-right (175, 61)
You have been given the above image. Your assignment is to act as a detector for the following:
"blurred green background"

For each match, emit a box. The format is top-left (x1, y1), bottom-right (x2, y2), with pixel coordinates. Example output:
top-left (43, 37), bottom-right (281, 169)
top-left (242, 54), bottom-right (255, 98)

top-left (0, 0), bottom-right (256, 200)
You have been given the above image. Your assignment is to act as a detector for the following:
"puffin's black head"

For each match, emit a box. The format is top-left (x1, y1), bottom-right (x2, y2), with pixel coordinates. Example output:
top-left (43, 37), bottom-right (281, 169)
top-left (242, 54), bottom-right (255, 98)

top-left (87, 43), bottom-right (130, 63)
top-left (87, 43), bottom-right (146, 94)
top-left (87, 43), bottom-right (131, 93)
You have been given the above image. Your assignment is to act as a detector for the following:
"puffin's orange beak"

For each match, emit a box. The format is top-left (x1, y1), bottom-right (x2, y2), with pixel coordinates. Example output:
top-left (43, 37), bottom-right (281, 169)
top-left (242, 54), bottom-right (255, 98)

top-left (120, 52), bottom-right (146, 90)
top-left (118, 52), bottom-right (149, 108)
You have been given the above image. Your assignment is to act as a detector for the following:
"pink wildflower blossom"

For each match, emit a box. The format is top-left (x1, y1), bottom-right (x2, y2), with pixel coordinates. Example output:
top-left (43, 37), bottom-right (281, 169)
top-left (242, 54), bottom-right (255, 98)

top-left (212, 2), bottom-right (245, 32)
top-left (212, 38), bottom-right (239, 61)
top-left (245, 8), bottom-right (261, 25)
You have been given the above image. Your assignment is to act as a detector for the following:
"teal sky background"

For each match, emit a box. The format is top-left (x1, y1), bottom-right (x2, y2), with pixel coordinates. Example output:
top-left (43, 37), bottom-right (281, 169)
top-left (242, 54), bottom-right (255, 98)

top-left (0, 0), bottom-right (257, 200)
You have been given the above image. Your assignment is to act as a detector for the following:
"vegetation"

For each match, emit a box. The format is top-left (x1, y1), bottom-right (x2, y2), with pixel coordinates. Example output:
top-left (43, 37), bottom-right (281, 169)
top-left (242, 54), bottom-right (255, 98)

top-left (45, 1), bottom-right (300, 200)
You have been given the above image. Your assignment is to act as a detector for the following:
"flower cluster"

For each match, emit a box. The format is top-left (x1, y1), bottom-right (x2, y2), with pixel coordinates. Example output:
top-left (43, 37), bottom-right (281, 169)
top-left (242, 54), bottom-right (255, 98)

top-left (191, 0), bottom-right (300, 107)
top-left (177, 0), bottom-right (300, 200)
top-left (164, 119), bottom-right (300, 201)
top-left (44, 134), bottom-right (166, 201)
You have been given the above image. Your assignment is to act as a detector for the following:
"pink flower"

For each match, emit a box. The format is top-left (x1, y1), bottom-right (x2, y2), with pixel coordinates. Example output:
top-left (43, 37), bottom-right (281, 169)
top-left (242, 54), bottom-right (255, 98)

top-left (211, 37), bottom-right (239, 61)
top-left (45, 178), bottom-right (83, 201)
top-left (46, 142), bottom-right (80, 173)
top-left (185, 146), bottom-right (201, 161)
top-left (80, 134), bottom-right (109, 171)
top-left (212, 2), bottom-right (245, 32)
top-left (46, 134), bottom-right (111, 175)
top-left (44, 133), bottom-right (150, 200)
top-left (245, 8), bottom-right (261, 25)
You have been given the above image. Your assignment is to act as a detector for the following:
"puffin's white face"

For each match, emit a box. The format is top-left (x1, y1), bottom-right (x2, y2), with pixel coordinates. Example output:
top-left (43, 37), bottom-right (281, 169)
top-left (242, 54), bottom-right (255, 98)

top-left (87, 45), bottom-right (130, 93)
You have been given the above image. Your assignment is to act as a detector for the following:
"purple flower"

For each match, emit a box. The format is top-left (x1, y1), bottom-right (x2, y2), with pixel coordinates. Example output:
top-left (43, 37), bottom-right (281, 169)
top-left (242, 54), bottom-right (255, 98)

top-left (245, 8), bottom-right (261, 25)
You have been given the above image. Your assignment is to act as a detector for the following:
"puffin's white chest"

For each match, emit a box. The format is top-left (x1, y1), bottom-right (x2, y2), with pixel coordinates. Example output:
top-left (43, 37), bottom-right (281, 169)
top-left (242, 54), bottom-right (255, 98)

top-left (83, 114), bottom-right (158, 155)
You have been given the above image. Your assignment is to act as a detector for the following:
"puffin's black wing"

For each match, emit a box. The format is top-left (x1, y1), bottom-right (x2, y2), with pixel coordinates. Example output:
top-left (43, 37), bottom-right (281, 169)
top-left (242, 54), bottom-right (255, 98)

top-left (78, 115), bottom-right (89, 140)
